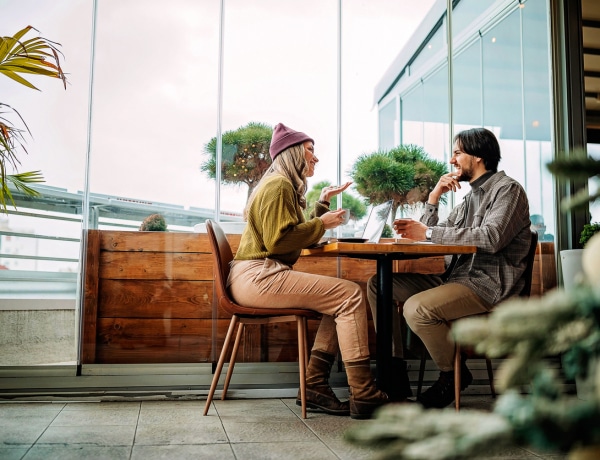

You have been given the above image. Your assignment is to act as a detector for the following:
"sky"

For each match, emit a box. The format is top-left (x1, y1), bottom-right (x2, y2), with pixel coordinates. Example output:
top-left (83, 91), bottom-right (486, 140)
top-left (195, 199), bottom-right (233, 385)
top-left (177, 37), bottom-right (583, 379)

top-left (0, 0), bottom-right (436, 215)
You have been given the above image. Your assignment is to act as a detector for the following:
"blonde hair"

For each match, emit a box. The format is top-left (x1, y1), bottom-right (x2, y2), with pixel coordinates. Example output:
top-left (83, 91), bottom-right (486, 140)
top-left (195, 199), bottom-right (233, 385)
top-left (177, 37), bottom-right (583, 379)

top-left (244, 143), bottom-right (309, 219)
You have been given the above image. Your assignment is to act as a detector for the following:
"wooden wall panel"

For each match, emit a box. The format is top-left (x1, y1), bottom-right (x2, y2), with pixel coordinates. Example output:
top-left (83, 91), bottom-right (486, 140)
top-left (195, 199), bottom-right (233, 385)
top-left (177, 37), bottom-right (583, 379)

top-left (95, 318), bottom-right (228, 363)
top-left (98, 279), bottom-right (213, 319)
top-left (82, 230), bottom-right (557, 365)
top-left (98, 252), bottom-right (212, 280)
top-left (99, 231), bottom-right (209, 253)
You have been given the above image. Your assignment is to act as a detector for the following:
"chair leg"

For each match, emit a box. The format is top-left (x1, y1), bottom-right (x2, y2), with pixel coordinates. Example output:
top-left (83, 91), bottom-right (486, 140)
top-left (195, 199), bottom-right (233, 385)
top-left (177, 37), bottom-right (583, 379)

top-left (297, 316), bottom-right (308, 419)
top-left (221, 320), bottom-right (245, 400)
top-left (485, 358), bottom-right (496, 398)
top-left (417, 351), bottom-right (427, 396)
top-left (204, 315), bottom-right (239, 416)
top-left (302, 317), bottom-right (310, 368)
top-left (454, 345), bottom-right (461, 411)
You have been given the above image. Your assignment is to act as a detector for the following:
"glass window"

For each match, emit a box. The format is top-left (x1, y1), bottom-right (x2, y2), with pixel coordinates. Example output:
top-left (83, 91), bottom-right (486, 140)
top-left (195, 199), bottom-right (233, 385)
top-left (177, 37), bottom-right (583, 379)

top-left (91, 1), bottom-right (219, 220)
top-left (401, 84), bottom-right (424, 145)
top-left (452, 41), bottom-right (482, 130)
top-left (482, 9), bottom-right (524, 185)
top-left (451, 0), bottom-right (496, 40)
top-left (422, 64), bottom-right (449, 163)
top-left (0, 0), bottom-right (94, 366)
top-left (378, 100), bottom-right (397, 151)
top-left (522, 0), bottom-right (555, 237)
top-left (410, 23), bottom-right (446, 72)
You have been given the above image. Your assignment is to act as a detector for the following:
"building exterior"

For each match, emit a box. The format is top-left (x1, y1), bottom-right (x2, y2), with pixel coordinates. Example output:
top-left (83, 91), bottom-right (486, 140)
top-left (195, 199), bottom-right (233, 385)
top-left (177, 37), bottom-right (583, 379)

top-left (0, 0), bottom-right (595, 395)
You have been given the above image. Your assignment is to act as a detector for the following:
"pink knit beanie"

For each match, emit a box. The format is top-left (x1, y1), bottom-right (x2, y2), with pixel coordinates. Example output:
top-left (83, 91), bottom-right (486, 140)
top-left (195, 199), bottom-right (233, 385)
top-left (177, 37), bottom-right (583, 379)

top-left (269, 123), bottom-right (314, 160)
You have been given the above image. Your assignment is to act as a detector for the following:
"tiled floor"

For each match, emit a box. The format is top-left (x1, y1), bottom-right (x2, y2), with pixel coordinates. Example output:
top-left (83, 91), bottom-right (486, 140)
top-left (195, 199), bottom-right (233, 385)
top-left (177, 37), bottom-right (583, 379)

top-left (0, 394), bottom-right (568, 460)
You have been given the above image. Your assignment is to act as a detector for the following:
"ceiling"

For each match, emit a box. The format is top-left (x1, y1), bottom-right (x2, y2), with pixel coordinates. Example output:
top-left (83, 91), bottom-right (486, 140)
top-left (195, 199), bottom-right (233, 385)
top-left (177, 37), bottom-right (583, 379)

top-left (582, 0), bottom-right (600, 129)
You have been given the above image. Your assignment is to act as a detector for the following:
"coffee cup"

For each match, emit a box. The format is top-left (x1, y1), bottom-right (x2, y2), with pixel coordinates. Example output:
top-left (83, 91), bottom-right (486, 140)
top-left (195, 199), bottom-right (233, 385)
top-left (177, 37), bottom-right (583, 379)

top-left (341, 209), bottom-right (350, 225)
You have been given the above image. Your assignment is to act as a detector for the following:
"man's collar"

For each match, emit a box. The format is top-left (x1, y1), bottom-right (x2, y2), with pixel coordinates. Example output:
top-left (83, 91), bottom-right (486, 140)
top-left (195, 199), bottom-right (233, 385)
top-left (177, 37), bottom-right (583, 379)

top-left (470, 170), bottom-right (494, 191)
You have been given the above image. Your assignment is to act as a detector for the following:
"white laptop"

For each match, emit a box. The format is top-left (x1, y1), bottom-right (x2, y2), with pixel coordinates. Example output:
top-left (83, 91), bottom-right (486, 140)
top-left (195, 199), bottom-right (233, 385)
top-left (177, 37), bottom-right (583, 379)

top-left (338, 200), bottom-right (393, 243)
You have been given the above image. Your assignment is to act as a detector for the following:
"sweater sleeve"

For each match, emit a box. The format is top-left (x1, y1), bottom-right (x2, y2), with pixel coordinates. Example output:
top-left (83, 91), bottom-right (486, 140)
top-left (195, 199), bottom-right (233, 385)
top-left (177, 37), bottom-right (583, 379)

top-left (259, 181), bottom-right (325, 254)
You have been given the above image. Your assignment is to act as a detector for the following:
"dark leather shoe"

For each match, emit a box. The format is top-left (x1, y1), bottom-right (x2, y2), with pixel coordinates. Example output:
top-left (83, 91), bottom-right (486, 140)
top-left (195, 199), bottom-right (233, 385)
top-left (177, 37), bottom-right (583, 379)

top-left (416, 365), bottom-right (473, 409)
top-left (387, 358), bottom-right (413, 402)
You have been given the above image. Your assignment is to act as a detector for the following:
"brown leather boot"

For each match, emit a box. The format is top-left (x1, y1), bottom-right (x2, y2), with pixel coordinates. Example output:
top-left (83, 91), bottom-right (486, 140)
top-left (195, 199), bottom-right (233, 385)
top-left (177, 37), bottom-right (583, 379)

top-left (295, 350), bottom-right (350, 416)
top-left (345, 359), bottom-right (389, 419)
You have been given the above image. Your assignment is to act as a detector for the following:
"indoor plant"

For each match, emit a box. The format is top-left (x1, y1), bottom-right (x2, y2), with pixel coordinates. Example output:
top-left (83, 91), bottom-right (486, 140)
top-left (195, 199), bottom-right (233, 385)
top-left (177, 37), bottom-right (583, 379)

top-left (0, 25), bottom-right (67, 212)
top-left (349, 144), bottom-right (447, 220)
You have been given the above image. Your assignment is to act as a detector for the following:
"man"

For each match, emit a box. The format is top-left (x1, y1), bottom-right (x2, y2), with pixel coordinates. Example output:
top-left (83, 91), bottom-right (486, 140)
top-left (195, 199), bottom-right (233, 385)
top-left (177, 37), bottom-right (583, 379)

top-left (367, 127), bottom-right (531, 408)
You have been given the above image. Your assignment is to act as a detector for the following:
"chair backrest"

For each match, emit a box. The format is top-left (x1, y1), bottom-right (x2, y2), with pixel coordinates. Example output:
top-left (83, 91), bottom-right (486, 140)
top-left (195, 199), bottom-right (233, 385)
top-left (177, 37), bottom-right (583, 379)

top-left (205, 219), bottom-right (319, 318)
top-left (519, 229), bottom-right (539, 297)
top-left (206, 219), bottom-right (251, 317)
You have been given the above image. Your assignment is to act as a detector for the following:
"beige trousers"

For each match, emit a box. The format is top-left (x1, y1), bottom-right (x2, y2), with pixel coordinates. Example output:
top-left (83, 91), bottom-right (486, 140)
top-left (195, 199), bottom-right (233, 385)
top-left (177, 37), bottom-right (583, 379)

top-left (228, 259), bottom-right (370, 362)
top-left (367, 273), bottom-right (492, 371)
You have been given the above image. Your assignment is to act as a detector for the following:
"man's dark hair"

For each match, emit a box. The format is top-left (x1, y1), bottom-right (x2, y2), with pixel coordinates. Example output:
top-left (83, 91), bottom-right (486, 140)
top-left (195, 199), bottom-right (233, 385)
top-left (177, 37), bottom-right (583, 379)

top-left (454, 128), bottom-right (501, 172)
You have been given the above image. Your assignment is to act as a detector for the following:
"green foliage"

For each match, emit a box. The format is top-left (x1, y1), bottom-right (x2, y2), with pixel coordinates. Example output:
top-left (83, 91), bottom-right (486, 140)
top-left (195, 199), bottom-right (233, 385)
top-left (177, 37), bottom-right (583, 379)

top-left (580, 222), bottom-right (600, 247)
top-left (349, 144), bottom-right (447, 218)
top-left (201, 122), bottom-right (273, 201)
top-left (0, 26), bottom-right (67, 213)
top-left (304, 180), bottom-right (367, 221)
top-left (382, 223), bottom-right (393, 238)
top-left (139, 213), bottom-right (167, 231)
top-left (547, 153), bottom-right (600, 212)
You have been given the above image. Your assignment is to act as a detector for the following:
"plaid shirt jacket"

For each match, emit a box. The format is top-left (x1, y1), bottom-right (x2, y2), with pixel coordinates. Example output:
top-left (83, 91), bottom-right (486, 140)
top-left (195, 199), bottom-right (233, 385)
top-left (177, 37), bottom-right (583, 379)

top-left (420, 171), bottom-right (532, 306)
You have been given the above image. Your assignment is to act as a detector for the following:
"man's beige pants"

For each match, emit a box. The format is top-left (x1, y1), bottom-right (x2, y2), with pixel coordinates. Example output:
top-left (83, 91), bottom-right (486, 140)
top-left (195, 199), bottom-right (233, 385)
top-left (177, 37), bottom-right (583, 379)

top-left (367, 273), bottom-right (492, 371)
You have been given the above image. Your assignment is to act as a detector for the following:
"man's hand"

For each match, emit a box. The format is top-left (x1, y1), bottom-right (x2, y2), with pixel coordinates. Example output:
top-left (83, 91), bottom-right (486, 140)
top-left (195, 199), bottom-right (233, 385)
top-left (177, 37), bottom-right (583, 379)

top-left (429, 173), bottom-right (461, 204)
top-left (393, 218), bottom-right (428, 241)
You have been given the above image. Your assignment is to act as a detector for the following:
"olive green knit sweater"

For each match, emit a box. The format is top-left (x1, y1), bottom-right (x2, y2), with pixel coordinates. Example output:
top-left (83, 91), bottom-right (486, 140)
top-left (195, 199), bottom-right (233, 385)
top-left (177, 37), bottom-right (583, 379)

top-left (234, 174), bottom-right (326, 266)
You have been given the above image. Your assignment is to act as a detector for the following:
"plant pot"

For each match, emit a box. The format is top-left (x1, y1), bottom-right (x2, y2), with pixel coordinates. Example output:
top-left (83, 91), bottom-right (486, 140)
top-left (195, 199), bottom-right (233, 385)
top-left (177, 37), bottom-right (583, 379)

top-left (560, 249), bottom-right (584, 291)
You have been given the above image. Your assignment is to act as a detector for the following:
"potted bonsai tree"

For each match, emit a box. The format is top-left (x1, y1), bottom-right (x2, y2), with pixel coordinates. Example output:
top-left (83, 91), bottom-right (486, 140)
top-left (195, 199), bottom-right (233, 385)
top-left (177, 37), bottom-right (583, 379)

top-left (201, 122), bottom-right (273, 204)
top-left (349, 144), bottom-right (448, 221)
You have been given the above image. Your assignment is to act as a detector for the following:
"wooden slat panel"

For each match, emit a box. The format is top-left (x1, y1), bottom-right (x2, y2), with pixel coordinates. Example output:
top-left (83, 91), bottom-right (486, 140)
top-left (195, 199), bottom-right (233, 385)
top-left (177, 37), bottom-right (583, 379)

top-left (82, 230), bottom-right (101, 364)
top-left (99, 231), bottom-right (209, 253)
top-left (294, 257), bottom-right (339, 277)
top-left (98, 252), bottom-right (213, 280)
top-left (95, 318), bottom-right (228, 363)
top-left (98, 279), bottom-right (213, 319)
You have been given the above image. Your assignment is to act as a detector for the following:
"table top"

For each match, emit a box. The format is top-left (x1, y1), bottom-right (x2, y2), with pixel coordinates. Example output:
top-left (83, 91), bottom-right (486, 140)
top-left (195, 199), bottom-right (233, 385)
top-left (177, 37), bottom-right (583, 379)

top-left (301, 238), bottom-right (477, 258)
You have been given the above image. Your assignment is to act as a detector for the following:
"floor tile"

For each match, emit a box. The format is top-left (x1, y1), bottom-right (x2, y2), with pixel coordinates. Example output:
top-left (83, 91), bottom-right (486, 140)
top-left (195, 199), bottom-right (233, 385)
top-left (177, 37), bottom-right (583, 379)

top-left (51, 408), bottom-right (140, 426)
top-left (134, 420), bottom-right (228, 445)
top-left (0, 425), bottom-right (47, 446)
top-left (22, 445), bottom-right (131, 460)
top-left (0, 447), bottom-right (29, 460)
top-left (231, 441), bottom-right (338, 460)
top-left (0, 395), bottom-right (573, 460)
top-left (36, 425), bottom-right (136, 446)
top-left (131, 444), bottom-right (236, 460)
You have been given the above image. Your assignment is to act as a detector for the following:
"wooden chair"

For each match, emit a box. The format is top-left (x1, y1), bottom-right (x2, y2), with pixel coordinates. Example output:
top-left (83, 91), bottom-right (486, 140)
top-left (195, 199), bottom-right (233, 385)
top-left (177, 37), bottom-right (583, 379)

top-left (417, 229), bottom-right (539, 410)
top-left (202, 220), bottom-right (321, 419)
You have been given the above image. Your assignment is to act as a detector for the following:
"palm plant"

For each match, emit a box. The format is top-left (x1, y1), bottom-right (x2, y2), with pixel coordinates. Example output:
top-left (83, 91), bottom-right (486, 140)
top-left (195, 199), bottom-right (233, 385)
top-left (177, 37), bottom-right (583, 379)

top-left (0, 25), bottom-right (67, 212)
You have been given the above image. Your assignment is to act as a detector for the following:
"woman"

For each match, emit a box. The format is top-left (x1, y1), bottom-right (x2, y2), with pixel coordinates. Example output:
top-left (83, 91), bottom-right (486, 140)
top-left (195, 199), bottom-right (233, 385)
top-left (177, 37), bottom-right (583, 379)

top-left (228, 122), bottom-right (388, 419)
